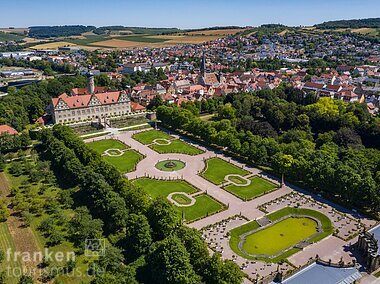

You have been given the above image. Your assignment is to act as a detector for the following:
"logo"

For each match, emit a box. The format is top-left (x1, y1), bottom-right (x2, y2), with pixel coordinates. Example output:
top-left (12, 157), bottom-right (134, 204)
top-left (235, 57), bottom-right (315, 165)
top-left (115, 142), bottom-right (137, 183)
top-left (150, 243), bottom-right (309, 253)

top-left (85, 239), bottom-right (106, 257)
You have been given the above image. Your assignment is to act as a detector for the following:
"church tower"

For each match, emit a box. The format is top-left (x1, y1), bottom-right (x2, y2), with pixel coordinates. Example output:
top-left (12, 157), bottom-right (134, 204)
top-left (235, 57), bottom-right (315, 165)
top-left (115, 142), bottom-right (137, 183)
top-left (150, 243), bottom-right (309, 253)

top-left (198, 51), bottom-right (207, 86)
top-left (87, 73), bottom-right (95, 95)
top-left (200, 51), bottom-right (206, 78)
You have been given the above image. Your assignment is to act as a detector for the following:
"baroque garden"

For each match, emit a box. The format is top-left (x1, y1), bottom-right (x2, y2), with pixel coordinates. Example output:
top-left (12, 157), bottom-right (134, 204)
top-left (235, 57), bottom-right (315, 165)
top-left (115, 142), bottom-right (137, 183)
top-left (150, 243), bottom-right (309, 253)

top-left (85, 127), bottom-right (378, 283)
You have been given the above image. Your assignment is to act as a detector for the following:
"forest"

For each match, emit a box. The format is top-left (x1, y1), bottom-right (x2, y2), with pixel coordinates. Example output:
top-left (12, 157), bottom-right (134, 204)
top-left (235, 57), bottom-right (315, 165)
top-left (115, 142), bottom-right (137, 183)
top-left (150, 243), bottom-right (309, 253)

top-left (28, 25), bottom-right (96, 38)
top-left (316, 17), bottom-right (380, 29)
top-left (157, 86), bottom-right (380, 217)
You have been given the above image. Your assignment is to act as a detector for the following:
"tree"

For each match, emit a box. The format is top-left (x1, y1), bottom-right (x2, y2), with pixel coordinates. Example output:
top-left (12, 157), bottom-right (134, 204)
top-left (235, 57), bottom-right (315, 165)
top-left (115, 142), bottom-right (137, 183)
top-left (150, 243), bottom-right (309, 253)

top-left (0, 154), bottom-right (5, 172)
top-left (125, 214), bottom-right (152, 257)
top-left (147, 95), bottom-right (164, 110)
top-left (69, 207), bottom-right (103, 247)
top-left (334, 128), bottom-right (362, 148)
top-left (218, 103), bottom-right (236, 120)
top-left (147, 198), bottom-right (180, 241)
top-left (144, 235), bottom-right (200, 284)
top-left (202, 253), bottom-right (243, 284)
top-left (272, 153), bottom-right (294, 186)
top-left (18, 274), bottom-right (33, 284)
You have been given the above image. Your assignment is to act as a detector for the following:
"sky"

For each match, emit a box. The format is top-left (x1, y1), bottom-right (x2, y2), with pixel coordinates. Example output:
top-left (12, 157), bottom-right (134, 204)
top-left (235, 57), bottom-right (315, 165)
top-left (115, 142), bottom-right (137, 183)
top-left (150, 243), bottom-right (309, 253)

top-left (1, 0), bottom-right (380, 29)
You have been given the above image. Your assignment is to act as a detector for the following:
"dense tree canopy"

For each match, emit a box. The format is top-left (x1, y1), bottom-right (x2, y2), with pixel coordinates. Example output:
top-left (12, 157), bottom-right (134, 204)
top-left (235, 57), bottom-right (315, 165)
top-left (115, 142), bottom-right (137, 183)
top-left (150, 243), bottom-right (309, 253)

top-left (157, 88), bottom-right (380, 215)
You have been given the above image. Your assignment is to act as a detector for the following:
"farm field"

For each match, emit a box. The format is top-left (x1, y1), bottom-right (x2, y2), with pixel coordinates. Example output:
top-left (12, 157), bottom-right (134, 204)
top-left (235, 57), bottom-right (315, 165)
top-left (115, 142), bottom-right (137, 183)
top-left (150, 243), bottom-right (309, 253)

top-left (0, 223), bottom-right (22, 284)
top-left (29, 41), bottom-right (76, 50)
top-left (26, 28), bottom-right (248, 50)
top-left (0, 31), bottom-right (25, 41)
top-left (224, 176), bottom-right (278, 200)
top-left (201, 157), bottom-right (250, 185)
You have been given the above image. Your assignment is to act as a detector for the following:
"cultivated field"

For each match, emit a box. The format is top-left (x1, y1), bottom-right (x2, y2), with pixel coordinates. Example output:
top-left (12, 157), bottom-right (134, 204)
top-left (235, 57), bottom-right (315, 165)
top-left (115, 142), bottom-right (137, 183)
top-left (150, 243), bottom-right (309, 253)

top-left (26, 28), bottom-right (247, 50)
top-left (29, 41), bottom-right (76, 50)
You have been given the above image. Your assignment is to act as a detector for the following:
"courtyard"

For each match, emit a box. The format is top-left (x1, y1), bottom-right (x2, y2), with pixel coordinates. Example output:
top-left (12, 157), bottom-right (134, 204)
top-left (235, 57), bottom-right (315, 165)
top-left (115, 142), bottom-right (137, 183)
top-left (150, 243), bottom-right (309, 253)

top-left (84, 127), bottom-right (378, 283)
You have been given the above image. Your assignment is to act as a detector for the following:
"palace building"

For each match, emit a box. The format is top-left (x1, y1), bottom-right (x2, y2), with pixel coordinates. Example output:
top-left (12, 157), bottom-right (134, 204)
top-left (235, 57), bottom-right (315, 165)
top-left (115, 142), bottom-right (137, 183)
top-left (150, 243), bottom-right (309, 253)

top-left (356, 228), bottom-right (380, 272)
top-left (49, 74), bottom-right (131, 124)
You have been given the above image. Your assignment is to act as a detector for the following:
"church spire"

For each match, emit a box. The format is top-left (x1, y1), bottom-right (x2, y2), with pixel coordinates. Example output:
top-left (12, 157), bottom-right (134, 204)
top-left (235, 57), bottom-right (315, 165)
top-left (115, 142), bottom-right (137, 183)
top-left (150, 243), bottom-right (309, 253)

top-left (200, 51), bottom-right (206, 78)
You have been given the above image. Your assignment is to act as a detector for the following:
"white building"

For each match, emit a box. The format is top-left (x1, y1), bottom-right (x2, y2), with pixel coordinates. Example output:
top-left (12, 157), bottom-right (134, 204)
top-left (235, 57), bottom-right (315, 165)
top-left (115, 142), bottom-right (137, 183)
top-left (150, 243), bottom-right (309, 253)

top-left (49, 75), bottom-right (131, 124)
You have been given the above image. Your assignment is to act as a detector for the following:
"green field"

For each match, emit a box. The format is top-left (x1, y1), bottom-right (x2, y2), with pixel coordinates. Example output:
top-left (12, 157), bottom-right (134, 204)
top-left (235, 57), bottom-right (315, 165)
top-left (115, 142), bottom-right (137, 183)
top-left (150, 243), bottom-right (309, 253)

top-left (201, 158), bottom-right (250, 185)
top-left (87, 139), bottom-right (127, 154)
top-left (155, 160), bottom-right (186, 172)
top-left (0, 223), bottom-right (22, 284)
top-left (132, 130), bottom-right (172, 145)
top-left (132, 178), bottom-right (198, 198)
top-left (0, 31), bottom-right (25, 42)
top-left (150, 139), bottom-right (204, 155)
top-left (224, 176), bottom-right (278, 200)
top-left (242, 217), bottom-right (317, 255)
top-left (177, 194), bottom-right (225, 222)
top-left (103, 150), bottom-right (143, 173)
top-left (66, 34), bottom-right (109, 46)
top-left (229, 207), bottom-right (334, 262)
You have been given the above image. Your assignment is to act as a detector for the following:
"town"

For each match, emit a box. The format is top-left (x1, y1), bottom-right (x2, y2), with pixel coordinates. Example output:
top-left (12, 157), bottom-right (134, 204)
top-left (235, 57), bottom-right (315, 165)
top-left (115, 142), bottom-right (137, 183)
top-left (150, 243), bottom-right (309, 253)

top-left (0, 3), bottom-right (379, 284)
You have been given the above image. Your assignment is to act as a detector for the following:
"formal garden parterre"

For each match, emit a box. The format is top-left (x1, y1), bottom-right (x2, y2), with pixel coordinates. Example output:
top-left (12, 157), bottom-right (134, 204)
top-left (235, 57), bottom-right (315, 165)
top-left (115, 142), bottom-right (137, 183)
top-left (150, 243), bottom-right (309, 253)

top-left (201, 157), bottom-right (250, 185)
top-left (87, 139), bottom-right (143, 173)
top-left (84, 128), bottom-right (378, 283)
top-left (132, 129), bottom-right (204, 155)
top-left (224, 175), bottom-right (279, 201)
top-left (131, 178), bottom-right (226, 222)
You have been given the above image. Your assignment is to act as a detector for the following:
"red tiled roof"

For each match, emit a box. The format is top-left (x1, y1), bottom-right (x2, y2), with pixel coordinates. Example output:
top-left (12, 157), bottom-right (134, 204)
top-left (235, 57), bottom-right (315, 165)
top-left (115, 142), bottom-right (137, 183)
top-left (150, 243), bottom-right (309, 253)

top-left (0, 125), bottom-right (18, 135)
top-left (53, 91), bottom-right (122, 109)
top-left (131, 102), bottom-right (146, 111)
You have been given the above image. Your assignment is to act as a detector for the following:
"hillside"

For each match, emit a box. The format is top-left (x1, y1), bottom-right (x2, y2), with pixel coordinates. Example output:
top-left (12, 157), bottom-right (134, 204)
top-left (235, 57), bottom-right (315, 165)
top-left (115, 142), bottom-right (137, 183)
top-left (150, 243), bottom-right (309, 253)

top-left (315, 17), bottom-right (380, 29)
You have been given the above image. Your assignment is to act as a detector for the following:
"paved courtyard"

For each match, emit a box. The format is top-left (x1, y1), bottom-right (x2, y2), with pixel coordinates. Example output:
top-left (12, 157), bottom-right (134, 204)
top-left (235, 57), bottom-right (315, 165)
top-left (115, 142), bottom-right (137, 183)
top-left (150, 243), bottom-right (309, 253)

top-left (85, 128), bottom-right (379, 283)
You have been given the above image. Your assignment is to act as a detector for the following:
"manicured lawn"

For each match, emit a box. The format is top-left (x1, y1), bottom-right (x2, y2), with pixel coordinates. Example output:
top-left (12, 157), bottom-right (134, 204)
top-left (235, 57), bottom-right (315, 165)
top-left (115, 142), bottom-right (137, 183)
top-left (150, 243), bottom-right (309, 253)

top-left (150, 139), bottom-right (204, 155)
top-left (132, 179), bottom-right (225, 222)
top-left (155, 160), bottom-right (186, 172)
top-left (103, 150), bottom-right (143, 173)
top-left (228, 175), bottom-right (248, 185)
top-left (224, 176), bottom-right (278, 200)
top-left (267, 207), bottom-right (334, 242)
top-left (87, 139), bottom-right (127, 154)
top-left (201, 158), bottom-right (250, 185)
top-left (172, 193), bottom-right (192, 205)
top-left (242, 217), bottom-right (318, 255)
top-left (229, 207), bottom-right (334, 262)
top-left (176, 194), bottom-right (225, 222)
top-left (132, 130), bottom-right (172, 145)
top-left (132, 178), bottom-right (198, 198)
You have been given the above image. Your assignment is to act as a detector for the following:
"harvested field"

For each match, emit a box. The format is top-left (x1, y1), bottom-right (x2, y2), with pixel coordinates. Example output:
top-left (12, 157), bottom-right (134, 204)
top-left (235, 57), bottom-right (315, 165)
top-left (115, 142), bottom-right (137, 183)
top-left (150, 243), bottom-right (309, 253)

top-left (30, 41), bottom-right (76, 49)
top-left (184, 28), bottom-right (246, 36)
